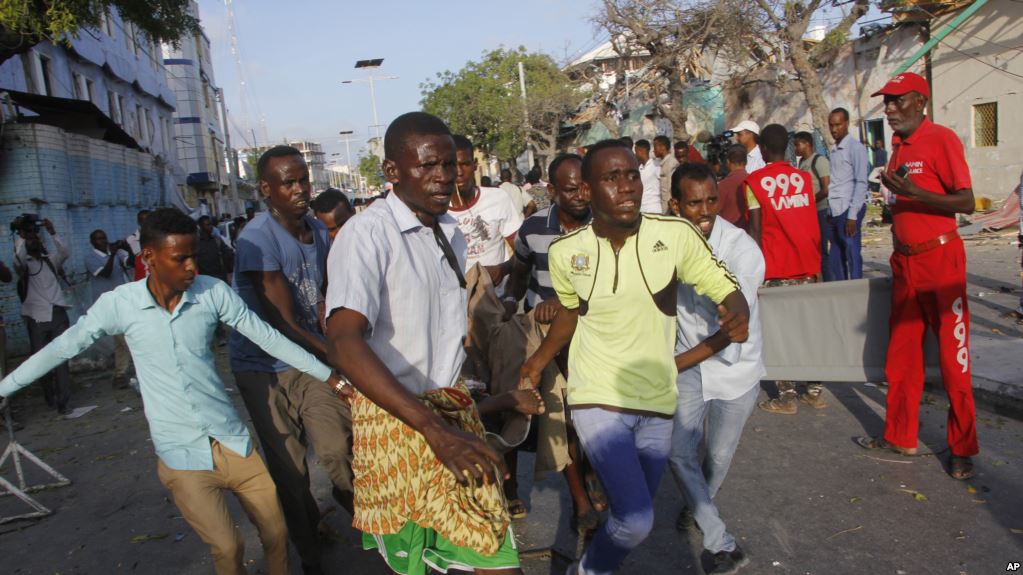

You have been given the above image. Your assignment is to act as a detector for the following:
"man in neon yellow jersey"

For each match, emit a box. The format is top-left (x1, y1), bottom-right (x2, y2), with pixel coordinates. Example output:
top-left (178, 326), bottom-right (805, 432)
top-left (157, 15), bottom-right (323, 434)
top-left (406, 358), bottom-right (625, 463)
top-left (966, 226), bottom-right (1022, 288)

top-left (521, 139), bottom-right (750, 575)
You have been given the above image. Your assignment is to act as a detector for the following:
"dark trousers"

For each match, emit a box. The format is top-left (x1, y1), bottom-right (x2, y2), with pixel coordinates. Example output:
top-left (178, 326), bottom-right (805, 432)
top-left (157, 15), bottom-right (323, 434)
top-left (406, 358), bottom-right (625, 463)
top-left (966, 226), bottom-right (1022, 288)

top-left (234, 368), bottom-right (354, 569)
top-left (827, 205), bottom-right (866, 281)
top-left (817, 209), bottom-right (831, 282)
top-left (25, 306), bottom-right (72, 410)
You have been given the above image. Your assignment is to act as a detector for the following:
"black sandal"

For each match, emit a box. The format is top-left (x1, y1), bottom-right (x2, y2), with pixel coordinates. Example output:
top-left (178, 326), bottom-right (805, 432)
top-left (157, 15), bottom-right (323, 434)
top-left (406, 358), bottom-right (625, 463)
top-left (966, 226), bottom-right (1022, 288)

top-left (949, 456), bottom-right (975, 480)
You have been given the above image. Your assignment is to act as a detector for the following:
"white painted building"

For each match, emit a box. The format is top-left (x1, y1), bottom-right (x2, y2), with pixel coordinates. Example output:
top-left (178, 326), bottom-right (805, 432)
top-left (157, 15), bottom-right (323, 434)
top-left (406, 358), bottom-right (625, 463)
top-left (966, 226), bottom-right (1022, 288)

top-left (162, 1), bottom-right (246, 216)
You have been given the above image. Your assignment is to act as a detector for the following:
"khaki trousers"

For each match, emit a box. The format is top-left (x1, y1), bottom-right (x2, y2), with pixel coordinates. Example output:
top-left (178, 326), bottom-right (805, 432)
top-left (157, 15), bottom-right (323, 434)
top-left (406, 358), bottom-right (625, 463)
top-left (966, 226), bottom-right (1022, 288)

top-left (234, 368), bottom-right (354, 568)
top-left (156, 441), bottom-right (289, 575)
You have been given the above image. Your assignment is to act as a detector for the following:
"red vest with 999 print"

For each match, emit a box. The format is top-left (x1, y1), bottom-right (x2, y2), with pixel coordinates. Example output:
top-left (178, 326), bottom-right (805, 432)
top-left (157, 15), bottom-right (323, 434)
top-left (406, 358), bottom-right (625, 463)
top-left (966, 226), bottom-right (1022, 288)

top-left (744, 162), bottom-right (821, 280)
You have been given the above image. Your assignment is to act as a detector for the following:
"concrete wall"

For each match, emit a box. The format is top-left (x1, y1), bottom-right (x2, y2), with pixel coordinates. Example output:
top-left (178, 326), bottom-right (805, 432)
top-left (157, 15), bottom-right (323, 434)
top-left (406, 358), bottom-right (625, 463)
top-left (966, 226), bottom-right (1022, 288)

top-left (930, 0), bottom-right (1023, 198)
top-left (0, 124), bottom-right (166, 354)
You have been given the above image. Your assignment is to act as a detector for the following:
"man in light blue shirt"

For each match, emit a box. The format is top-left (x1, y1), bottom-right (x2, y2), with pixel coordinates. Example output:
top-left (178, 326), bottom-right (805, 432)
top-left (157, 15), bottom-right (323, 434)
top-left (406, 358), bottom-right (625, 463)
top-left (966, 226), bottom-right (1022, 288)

top-left (826, 107), bottom-right (870, 280)
top-left (667, 163), bottom-right (765, 575)
top-left (0, 209), bottom-right (340, 575)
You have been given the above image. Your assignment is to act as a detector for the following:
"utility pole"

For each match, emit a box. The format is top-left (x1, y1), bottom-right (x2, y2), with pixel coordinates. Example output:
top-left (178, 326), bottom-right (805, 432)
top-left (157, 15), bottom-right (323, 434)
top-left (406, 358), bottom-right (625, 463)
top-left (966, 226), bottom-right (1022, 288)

top-left (518, 61), bottom-right (534, 172)
top-left (343, 59), bottom-right (398, 141)
top-left (216, 88), bottom-right (239, 216)
top-left (339, 130), bottom-right (357, 191)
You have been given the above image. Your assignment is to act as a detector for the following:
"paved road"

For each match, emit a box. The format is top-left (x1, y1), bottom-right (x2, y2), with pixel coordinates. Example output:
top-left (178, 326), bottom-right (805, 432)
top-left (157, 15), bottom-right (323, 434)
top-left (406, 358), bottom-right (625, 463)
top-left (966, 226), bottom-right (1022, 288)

top-left (1, 227), bottom-right (1021, 574)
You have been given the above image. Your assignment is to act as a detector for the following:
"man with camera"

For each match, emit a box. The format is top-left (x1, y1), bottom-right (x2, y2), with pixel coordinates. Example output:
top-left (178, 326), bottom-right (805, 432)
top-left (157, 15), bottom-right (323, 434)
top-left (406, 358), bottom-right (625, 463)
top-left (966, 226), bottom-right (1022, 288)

top-left (12, 216), bottom-right (72, 414)
top-left (86, 229), bottom-right (134, 389)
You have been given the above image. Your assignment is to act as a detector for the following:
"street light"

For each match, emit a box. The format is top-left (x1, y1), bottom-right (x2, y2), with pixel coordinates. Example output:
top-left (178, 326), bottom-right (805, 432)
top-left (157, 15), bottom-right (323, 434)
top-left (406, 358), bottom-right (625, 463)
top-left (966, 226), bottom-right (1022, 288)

top-left (338, 130), bottom-right (359, 192)
top-left (342, 58), bottom-right (398, 141)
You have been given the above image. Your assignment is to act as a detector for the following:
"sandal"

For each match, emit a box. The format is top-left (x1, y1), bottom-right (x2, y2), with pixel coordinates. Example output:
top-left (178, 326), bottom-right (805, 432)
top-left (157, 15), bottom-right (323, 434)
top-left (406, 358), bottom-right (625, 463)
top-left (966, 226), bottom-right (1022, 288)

top-left (854, 436), bottom-right (918, 456)
top-left (507, 498), bottom-right (527, 519)
top-left (584, 474), bottom-right (608, 512)
top-left (570, 508), bottom-right (600, 535)
top-left (949, 456), bottom-right (975, 480)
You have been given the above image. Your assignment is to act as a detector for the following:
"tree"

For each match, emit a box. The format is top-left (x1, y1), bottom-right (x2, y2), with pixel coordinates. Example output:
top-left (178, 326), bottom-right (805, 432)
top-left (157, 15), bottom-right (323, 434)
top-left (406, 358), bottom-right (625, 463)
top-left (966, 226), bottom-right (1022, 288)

top-left (750, 0), bottom-right (870, 146)
top-left (595, 0), bottom-right (754, 139)
top-left (0, 0), bottom-right (199, 66)
top-left (420, 47), bottom-right (582, 165)
top-left (358, 153), bottom-right (384, 188)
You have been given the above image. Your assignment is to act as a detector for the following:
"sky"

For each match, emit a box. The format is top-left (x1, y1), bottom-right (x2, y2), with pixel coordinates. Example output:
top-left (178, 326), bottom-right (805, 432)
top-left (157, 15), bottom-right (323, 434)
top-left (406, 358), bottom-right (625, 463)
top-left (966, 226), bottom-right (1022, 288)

top-left (197, 0), bottom-right (604, 164)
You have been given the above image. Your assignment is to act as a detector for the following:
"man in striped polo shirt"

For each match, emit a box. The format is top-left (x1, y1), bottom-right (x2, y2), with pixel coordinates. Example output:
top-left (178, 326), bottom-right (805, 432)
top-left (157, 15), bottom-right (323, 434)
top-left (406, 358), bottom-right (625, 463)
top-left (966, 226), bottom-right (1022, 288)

top-left (504, 153), bottom-right (591, 320)
top-left (503, 153), bottom-right (600, 532)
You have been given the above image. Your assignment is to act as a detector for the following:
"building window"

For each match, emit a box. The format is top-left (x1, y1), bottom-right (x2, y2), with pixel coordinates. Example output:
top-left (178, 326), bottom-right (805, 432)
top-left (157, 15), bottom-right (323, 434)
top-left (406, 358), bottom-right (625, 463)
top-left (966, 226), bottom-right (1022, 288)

top-left (973, 102), bottom-right (997, 147)
top-left (72, 72), bottom-right (82, 100)
top-left (101, 10), bottom-right (114, 38)
top-left (137, 106), bottom-right (149, 143)
top-left (38, 55), bottom-right (53, 96)
top-left (107, 90), bottom-right (122, 125)
top-left (85, 79), bottom-right (95, 105)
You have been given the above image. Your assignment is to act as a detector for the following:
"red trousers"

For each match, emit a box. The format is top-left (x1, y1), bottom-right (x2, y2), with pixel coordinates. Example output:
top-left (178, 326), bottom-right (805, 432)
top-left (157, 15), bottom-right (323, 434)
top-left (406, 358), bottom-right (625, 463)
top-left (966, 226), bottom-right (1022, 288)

top-left (884, 238), bottom-right (978, 456)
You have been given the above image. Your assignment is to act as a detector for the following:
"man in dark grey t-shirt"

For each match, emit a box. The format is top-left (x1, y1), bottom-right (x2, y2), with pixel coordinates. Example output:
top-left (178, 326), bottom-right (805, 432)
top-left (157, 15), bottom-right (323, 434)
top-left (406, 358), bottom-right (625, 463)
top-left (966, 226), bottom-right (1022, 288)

top-left (229, 146), bottom-right (354, 575)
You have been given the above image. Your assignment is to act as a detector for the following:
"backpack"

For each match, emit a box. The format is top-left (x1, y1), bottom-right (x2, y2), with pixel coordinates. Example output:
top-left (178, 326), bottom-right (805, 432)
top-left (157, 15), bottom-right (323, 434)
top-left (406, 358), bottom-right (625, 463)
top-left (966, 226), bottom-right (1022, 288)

top-left (809, 154), bottom-right (823, 182)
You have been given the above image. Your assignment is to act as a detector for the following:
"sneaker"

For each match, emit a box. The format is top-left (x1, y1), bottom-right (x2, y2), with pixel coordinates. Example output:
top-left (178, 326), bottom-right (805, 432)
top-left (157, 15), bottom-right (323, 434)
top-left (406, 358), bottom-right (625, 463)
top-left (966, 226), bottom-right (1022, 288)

top-left (710, 544), bottom-right (750, 574)
top-left (798, 391), bottom-right (827, 409)
top-left (758, 396), bottom-right (797, 414)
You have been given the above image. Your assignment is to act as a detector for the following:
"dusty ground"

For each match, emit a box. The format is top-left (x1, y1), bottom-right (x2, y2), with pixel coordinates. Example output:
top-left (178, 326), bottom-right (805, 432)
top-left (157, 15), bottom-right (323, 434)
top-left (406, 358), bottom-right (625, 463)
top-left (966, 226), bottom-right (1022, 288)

top-left (1, 215), bottom-right (1021, 574)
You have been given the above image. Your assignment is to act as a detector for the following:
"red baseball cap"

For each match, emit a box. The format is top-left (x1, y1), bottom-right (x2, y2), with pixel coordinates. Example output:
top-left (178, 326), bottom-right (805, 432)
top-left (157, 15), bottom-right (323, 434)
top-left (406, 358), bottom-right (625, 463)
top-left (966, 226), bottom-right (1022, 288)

top-left (871, 72), bottom-right (930, 99)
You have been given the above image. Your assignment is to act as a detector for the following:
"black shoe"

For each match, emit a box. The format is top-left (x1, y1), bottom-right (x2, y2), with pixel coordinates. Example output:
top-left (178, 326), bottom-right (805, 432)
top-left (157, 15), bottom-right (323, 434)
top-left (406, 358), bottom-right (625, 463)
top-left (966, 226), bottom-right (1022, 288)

top-left (57, 404), bottom-right (71, 416)
top-left (710, 544), bottom-right (750, 574)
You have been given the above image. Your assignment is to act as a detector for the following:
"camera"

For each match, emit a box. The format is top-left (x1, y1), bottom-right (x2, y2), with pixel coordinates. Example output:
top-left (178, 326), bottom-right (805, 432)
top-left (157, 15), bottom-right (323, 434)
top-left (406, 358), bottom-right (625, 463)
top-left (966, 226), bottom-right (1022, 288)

top-left (704, 130), bottom-right (736, 172)
top-left (10, 213), bottom-right (41, 234)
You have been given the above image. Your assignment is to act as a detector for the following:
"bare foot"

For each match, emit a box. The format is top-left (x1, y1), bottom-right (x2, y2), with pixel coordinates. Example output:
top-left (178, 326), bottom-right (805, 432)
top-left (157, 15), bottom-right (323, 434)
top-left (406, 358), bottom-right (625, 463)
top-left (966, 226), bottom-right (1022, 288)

top-left (509, 388), bottom-right (545, 415)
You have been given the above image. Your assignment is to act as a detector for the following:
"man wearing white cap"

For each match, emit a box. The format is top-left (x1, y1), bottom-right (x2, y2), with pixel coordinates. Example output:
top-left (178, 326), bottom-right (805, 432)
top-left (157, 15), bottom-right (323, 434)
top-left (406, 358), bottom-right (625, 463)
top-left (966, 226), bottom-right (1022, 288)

top-left (731, 120), bottom-right (765, 174)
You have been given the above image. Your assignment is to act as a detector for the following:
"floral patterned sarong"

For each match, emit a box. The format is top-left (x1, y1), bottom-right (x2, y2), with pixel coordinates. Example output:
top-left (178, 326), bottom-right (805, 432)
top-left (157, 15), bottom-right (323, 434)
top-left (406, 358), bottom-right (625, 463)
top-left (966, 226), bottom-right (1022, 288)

top-left (350, 381), bottom-right (511, 555)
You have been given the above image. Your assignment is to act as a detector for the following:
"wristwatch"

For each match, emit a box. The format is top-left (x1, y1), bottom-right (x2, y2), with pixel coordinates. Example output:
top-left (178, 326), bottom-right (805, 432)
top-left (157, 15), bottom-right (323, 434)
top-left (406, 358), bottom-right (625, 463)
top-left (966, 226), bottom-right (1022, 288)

top-left (333, 376), bottom-right (353, 397)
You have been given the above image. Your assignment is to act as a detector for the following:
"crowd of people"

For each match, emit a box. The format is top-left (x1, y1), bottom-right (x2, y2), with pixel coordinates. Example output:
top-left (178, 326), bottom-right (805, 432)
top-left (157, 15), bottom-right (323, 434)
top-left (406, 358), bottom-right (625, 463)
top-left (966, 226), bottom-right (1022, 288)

top-left (0, 71), bottom-right (982, 575)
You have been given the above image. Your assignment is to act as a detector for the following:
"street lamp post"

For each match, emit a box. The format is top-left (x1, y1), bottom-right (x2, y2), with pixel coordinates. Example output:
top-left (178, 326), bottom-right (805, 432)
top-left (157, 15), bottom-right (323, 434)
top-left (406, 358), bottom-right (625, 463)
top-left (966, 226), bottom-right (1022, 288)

top-left (342, 59), bottom-right (398, 141)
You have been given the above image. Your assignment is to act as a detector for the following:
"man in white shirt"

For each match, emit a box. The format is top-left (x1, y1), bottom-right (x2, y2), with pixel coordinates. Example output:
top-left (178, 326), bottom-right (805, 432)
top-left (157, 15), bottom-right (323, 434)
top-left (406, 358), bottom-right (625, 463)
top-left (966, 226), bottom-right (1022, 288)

top-left (85, 229), bottom-right (134, 388)
top-left (654, 135), bottom-right (679, 213)
top-left (325, 112), bottom-right (521, 574)
top-left (667, 163), bottom-right (765, 575)
top-left (449, 135), bottom-right (524, 285)
top-left (731, 120), bottom-right (765, 174)
top-left (499, 168), bottom-right (536, 218)
top-left (635, 139), bottom-right (662, 214)
top-left (12, 217), bottom-right (73, 414)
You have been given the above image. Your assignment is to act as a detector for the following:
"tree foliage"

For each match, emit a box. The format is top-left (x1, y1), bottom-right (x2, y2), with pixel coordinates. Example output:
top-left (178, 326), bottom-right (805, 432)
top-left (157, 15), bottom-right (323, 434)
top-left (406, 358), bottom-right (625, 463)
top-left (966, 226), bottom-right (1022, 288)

top-left (420, 47), bottom-right (582, 162)
top-left (0, 0), bottom-right (200, 65)
top-left (358, 153), bottom-right (384, 188)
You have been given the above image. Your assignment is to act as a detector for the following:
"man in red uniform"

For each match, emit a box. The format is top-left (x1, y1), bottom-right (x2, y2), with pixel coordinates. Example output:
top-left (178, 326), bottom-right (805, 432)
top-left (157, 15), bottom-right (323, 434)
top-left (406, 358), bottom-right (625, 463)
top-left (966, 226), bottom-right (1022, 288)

top-left (856, 73), bottom-right (978, 480)
top-left (746, 124), bottom-right (823, 414)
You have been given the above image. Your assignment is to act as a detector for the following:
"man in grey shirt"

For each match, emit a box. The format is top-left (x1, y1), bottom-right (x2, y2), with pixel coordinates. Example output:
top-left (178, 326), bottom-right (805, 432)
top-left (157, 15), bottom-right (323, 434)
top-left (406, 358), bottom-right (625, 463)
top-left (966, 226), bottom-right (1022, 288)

top-left (826, 107), bottom-right (870, 280)
top-left (794, 132), bottom-right (832, 281)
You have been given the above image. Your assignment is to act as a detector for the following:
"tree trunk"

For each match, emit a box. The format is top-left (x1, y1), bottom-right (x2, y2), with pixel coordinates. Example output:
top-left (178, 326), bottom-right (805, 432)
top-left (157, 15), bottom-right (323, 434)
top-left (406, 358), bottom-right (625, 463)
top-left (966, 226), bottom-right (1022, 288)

top-left (659, 63), bottom-right (689, 140)
top-left (0, 28), bottom-right (38, 67)
top-left (788, 42), bottom-right (833, 147)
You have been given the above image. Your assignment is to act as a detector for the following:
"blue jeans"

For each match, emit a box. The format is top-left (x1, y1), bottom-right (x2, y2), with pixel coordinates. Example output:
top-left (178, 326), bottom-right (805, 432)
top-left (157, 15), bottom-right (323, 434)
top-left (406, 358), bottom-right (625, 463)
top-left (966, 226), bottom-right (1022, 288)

top-left (668, 378), bottom-right (758, 553)
top-left (571, 407), bottom-right (674, 575)
top-left (817, 209), bottom-right (831, 282)
top-left (827, 205), bottom-right (866, 280)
